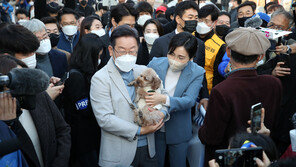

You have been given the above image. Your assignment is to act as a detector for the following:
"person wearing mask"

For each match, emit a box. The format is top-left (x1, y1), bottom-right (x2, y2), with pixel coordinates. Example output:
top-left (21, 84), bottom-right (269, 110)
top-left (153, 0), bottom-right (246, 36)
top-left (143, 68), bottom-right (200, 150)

top-left (79, 15), bottom-right (110, 69)
top-left (151, 0), bottom-right (209, 109)
top-left (22, 19), bottom-right (68, 78)
top-left (75, 0), bottom-right (94, 17)
top-left (135, 1), bottom-right (153, 37)
top-left (79, 15), bottom-right (105, 38)
top-left (109, 3), bottom-right (138, 36)
top-left (215, 12), bottom-right (231, 78)
top-left (137, 19), bottom-right (163, 65)
top-left (62, 34), bottom-right (103, 167)
top-left (90, 25), bottom-right (169, 167)
top-left (0, 24), bottom-right (64, 101)
top-left (41, 16), bottom-right (71, 63)
top-left (15, 8), bottom-right (30, 24)
top-left (57, 8), bottom-right (80, 53)
top-left (199, 27), bottom-right (282, 167)
top-left (215, 11), bottom-right (231, 41)
top-left (147, 32), bottom-right (205, 167)
top-left (0, 30), bottom-right (71, 167)
top-left (228, 0), bottom-right (241, 23)
top-left (195, 4), bottom-right (226, 94)
top-left (257, 10), bottom-right (296, 156)
top-left (230, 1), bottom-right (256, 29)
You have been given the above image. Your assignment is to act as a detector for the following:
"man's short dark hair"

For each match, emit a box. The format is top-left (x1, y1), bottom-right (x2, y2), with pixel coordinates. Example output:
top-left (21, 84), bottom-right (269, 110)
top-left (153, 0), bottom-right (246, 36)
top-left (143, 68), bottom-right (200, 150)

top-left (238, 1), bottom-right (256, 13)
top-left (135, 1), bottom-right (153, 16)
top-left (198, 4), bottom-right (219, 21)
top-left (218, 11), bottom-right (231, 22)
top-left (110, 25), bottom-right (139, 47)
top-left (15, 8), bottom-right (29, 17)
top-left (168, 32), bottom-right (198, 59)
top-left (0, 24), bottom-right (39, 55)
top-left (111, 3), bottom-right (138, 24)
top-left (264, 1), bottom-right (277, 12)
top-left (267, 4), bottom-right (284, 13)
top-left (40, 16), bottom-right (58, 25)
top-left (57, 7), bottom-right (79, 23)
top-left (231, 50), bottom-right (259, 64)
top-left (175, 1), bottom-right (198, 18)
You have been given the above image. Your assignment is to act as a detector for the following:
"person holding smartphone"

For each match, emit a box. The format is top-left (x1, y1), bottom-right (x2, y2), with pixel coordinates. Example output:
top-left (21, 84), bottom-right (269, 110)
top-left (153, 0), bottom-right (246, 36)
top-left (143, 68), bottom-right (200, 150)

top-left (198, 27), bottom-right (282, 167)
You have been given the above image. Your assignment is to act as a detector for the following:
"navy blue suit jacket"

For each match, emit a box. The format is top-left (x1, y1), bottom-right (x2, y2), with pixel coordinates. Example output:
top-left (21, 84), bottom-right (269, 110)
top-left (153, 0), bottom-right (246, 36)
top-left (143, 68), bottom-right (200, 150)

top-left (148, 57), bottom-right (205, 144)
top-left (57, 31), bottom-right (80, 53)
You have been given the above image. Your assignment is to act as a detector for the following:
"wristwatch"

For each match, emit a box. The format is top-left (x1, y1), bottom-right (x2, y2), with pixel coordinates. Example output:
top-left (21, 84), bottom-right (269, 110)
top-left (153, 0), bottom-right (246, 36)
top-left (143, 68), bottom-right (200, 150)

top-left (286, 45), bottom-right (292, 54)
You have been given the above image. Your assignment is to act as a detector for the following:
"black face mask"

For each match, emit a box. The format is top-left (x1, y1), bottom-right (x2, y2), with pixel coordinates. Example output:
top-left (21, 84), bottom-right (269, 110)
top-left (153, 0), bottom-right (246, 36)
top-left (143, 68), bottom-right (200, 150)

top-left (238, 17), bottom-right (252, 27)
top-left (183, 20), bottom-right (198, 33)
top-left (49, 33), bottom-right (60, 47)
top-left (215, 25), bottom-right (230, 38)
top-left (80, 0), bottom-right (87, 6)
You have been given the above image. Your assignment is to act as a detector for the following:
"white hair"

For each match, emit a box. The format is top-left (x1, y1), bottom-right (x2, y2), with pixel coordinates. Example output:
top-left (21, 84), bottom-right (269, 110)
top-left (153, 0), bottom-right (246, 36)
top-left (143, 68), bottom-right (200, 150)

top-left (22, 18), bottom-right (47, 33)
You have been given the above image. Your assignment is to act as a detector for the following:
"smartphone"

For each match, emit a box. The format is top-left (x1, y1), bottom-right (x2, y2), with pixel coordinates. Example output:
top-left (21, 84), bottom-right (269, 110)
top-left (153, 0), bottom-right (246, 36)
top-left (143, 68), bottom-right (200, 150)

top-left (215, 147), bottom-right (263, 167)
top-left (250, 103), bottom-right (262, 133)
top-left (54, 72), bottom-right (69, 86)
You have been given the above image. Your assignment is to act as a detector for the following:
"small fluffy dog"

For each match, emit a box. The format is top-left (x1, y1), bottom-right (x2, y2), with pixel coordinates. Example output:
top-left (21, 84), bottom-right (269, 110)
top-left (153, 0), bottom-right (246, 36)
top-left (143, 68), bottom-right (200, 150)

top-left (129, 68), bottom-right (164, 126)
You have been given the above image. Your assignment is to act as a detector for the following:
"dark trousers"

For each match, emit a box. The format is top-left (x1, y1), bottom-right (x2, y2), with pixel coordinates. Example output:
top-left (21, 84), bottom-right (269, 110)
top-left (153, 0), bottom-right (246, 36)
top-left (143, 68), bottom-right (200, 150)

top-left (131, 146), bottom-right (158, 167)
top-left (155, 132), bottom-right (189, 167)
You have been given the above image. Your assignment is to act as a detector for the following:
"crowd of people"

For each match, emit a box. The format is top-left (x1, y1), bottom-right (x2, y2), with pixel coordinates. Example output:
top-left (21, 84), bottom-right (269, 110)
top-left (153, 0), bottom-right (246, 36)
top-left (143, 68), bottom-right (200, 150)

top-left (0, 0), bottom-right (296, 167)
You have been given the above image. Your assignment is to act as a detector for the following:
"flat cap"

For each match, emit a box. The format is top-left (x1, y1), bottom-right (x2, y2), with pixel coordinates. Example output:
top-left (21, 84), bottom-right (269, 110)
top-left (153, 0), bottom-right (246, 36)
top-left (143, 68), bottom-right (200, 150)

top-left (225, 27), bottom-right (271, 56)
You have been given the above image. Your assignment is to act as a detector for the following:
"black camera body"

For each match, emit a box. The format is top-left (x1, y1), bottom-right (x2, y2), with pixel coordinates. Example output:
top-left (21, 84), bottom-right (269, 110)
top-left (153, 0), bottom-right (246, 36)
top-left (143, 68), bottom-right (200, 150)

top-left (215, 147), bottom-right (263, 167)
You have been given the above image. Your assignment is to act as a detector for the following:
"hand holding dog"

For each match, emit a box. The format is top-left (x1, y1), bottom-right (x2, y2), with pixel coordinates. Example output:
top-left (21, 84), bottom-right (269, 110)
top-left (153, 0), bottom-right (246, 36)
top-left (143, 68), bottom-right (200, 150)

top-left (140, 118), bottom-right (164, 135)
top-left (145, 92), bottom-right (167, 107)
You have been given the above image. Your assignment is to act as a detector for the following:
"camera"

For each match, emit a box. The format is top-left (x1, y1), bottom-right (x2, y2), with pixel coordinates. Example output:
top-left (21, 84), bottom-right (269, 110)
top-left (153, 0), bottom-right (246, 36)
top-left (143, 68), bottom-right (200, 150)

top-left (215, 147), bottom-right (263, 167)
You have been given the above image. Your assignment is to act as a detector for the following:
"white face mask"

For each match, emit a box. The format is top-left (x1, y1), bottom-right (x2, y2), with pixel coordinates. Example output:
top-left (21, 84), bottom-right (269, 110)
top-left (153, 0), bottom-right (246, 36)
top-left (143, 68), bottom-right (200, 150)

top-left (168, 58), bottom-right (188, 72)
top-left (144, 33), bottom-right (159, 45)
top-left (196, 22), bottom-right (212, 35)
top-left (228, 2), bottom-right (233, 9)
top-left (114, 54), bottom-right (137, 72)
top-left (62, 25), bottom-right (77, 36)
top-left (98, 58), bottom-right (101, 65)
top-left (18, 19), bottom-right (28, 24)
top-left (268, 14), bottom-right (272, 18)
top-left (21, 54), bottom-right (37, 69)
top-left (36, 39), bottom-right (52, 55)
top-left (137, 15), bottom-right (152, 26)
top-left (91, 29), bottom-right (106, 37)
top-left (29, 1), bottom-right (34, 5)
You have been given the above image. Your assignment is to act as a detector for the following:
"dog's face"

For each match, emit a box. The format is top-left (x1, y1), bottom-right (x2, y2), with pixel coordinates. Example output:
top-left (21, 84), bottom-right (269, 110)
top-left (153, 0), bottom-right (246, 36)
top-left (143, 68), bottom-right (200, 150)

top-left (135, 68), bottom-right (161, 90)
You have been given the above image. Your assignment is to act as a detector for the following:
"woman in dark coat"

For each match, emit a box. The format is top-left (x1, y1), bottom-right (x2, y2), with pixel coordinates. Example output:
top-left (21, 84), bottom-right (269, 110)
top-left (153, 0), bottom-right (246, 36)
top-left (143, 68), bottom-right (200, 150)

top-left (136, 19), bottom-right (164, 65)
top-left (62, 33), bottom-right (104, 167)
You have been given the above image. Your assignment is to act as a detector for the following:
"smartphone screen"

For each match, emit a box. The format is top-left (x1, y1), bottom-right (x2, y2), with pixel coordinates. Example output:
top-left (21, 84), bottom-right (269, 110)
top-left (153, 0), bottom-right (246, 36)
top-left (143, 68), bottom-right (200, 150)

top-left (215, 147), bottom-right (263, 167)
top-left (251, 103), bottom-right (262, 133)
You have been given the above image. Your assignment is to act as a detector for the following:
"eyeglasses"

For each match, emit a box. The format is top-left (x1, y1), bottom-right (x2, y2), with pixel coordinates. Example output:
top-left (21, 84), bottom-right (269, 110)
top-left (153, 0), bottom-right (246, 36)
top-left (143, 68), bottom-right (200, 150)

top-left (113, 48), bottom-right (138, 56)
top-left (267, 23), bottom-right (287, 31)
top-left (217, 20), bottom-right (230, 26)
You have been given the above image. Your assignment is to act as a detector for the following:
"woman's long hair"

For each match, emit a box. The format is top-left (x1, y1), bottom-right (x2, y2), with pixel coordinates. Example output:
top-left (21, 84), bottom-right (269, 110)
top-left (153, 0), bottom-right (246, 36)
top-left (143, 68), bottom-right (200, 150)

top-left (69, 33), bottom-right (104, 83)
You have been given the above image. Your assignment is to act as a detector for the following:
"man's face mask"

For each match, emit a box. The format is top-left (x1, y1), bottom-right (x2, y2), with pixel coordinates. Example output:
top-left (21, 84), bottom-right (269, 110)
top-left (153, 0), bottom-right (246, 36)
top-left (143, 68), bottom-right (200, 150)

top-left (215, 24), bottom-right (230, 38)
top-left (182, 19), bottom-right (198, 33)
top-left (238, 16), bottom-right (252, 27)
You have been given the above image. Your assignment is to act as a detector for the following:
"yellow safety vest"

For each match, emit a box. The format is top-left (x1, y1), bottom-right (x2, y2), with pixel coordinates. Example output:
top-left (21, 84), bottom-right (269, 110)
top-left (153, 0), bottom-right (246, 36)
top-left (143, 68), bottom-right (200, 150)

top-left (204, 34), bottom-right (225, 94)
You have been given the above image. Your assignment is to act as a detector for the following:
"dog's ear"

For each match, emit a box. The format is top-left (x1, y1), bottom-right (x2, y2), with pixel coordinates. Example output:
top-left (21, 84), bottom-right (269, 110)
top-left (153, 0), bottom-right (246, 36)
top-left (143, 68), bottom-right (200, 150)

top-left (151, 76), bottom-right (161, 90)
